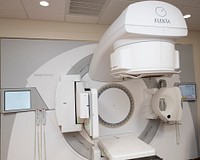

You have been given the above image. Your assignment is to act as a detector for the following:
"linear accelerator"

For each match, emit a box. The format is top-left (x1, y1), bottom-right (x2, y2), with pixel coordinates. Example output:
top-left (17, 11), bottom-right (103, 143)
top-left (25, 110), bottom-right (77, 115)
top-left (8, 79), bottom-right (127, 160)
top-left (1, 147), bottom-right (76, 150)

top-left (1, 1), bottom-right (193, 160)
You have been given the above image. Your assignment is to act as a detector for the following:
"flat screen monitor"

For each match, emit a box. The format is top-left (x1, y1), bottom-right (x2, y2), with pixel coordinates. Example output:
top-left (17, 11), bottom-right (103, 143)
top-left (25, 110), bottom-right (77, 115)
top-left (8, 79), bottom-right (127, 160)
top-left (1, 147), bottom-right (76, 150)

top-left (177, 83), bottom-right (197, 101)
top-left (4, 90), bottom-right (31, 112)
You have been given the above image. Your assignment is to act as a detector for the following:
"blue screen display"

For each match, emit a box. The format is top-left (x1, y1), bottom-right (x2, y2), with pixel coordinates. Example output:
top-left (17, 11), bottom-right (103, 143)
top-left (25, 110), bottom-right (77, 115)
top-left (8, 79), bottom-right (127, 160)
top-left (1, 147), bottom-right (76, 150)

top-left (4, 90), bottom-right (31, 111)
top-left (179, 84), bottom-right (196, 101)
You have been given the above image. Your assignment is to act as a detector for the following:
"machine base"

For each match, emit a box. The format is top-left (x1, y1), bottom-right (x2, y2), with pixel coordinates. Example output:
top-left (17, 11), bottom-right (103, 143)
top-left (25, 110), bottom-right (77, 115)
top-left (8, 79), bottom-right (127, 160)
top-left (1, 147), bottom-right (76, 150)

top-left (130, 155), bottom-right (162, 160)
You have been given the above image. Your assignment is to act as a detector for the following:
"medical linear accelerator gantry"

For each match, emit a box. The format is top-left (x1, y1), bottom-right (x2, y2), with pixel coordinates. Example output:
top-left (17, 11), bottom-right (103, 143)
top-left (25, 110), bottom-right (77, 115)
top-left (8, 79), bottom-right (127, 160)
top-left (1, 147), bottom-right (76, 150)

top-left (54, 1), bottom-right (187, 160)
top-left (0, 1), bottom-right (189, 160)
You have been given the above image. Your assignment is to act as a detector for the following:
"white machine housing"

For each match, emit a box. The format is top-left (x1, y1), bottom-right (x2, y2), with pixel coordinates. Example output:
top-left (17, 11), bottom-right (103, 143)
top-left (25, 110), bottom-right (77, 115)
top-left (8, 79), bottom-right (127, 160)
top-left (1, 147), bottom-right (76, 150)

top-left (89, 1), bottom-right (187, 81)
top-left (55, 1), bottom-right (187, 159)
top-left (144, 87), bottom-right (183, 123)
top-left (55, 75), bottom-right (99, 139)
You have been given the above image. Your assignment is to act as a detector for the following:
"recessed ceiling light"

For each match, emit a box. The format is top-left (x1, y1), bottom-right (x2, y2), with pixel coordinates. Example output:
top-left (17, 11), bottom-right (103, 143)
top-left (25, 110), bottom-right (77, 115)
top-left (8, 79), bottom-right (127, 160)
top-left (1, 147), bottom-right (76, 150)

top-left (40, 1), bottom-right (49, 7)
top-left (183, 14), bottom-right (191, 19)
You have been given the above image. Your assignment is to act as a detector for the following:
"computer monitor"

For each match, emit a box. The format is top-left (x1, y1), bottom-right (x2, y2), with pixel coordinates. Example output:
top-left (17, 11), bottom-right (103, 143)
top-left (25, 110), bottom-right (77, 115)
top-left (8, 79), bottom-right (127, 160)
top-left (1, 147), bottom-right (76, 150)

top-left (3, 89), bottom-right (31, 112)
top-left (176, 82), bottom-right (197, 101)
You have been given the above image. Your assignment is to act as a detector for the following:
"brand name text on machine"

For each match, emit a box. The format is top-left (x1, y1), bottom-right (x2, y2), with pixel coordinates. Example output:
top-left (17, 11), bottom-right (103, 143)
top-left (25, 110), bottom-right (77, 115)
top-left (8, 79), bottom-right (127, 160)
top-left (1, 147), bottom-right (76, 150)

top-left (154, 18), bottom-right (170, 24)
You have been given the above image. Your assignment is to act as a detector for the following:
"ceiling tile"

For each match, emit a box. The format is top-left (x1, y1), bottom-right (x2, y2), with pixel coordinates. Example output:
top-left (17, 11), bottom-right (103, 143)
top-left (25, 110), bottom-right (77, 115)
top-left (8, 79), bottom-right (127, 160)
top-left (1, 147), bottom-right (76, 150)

top-left (0, 10), bottom-right (27, 19)
top-left (159, 0), bottom-right (193, 6)
top-left (0, 0), bottom-right (24, 10)
top-left (65, 15), bottom-right (99, 23)
top-left (98, 0), bottom-right (132, 25)
top-left (65, 0), bottom-right (71, 15)
top-left (124, 0), bottom-right (193, 6)
top-left (21, 0), bottom-right (66, 14)
top-left (186, 0), bottom-right (200, 7)
top-left (0, 0), bottom-right (199, 31)
top-left (180, 6), bottom-right (200, 31)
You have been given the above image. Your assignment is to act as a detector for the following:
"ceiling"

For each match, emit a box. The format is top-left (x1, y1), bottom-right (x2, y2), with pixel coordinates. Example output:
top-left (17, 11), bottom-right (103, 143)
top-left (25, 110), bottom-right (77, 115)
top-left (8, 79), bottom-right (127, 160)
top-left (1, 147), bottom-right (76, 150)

top-left (0, 0), bottom-right (200, 31)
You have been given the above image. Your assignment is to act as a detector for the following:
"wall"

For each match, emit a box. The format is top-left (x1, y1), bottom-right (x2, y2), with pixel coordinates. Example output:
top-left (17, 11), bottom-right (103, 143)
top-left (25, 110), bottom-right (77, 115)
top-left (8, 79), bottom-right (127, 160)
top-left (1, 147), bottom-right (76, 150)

top-left (176, 31), bottom-right (200, 153)
top-left (0, 39), bottom-right (92, 88)
top-left (0, 18), bottom-right (108, 41)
